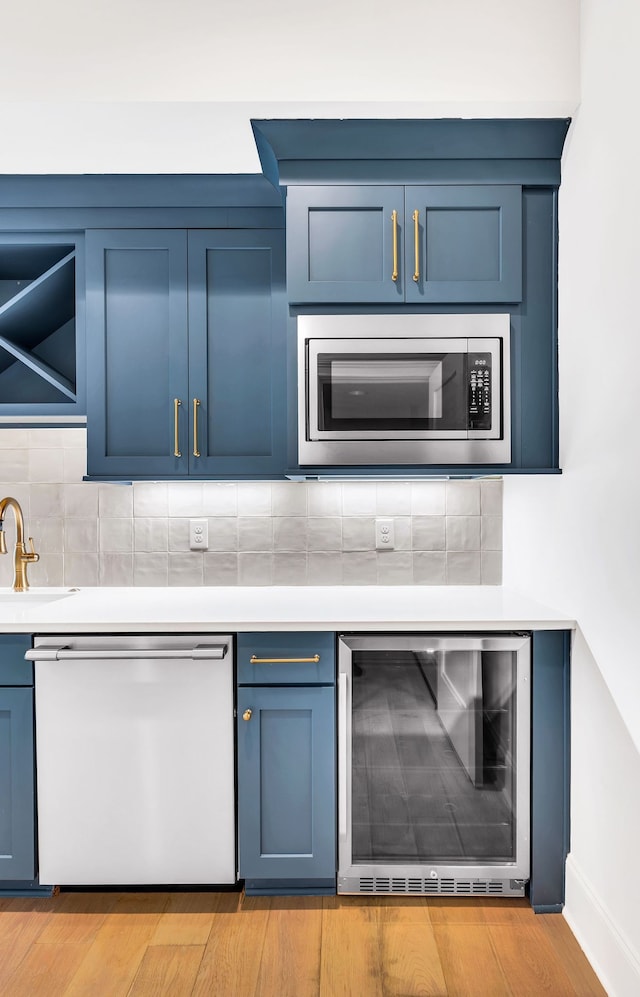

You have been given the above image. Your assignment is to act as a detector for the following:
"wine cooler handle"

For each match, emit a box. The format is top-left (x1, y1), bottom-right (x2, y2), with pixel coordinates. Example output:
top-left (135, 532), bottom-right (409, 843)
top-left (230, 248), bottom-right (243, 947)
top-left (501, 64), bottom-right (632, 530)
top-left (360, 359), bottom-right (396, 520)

top-left (338, 672), bottom-right (348, 839)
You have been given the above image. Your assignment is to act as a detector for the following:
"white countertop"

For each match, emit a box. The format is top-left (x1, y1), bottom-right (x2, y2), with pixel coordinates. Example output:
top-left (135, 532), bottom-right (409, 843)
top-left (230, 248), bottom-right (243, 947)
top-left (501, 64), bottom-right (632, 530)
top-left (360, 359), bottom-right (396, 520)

top-left (0, 585), bottom-right (575, 634)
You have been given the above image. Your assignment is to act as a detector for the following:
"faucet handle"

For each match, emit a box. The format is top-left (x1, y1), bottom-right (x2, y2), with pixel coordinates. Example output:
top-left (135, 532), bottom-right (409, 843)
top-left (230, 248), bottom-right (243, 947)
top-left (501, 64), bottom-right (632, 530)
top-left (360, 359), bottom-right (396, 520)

top-left (26, 538), bottom-right (40, 563)
top-left (0, 528), bottom-right (6, 555)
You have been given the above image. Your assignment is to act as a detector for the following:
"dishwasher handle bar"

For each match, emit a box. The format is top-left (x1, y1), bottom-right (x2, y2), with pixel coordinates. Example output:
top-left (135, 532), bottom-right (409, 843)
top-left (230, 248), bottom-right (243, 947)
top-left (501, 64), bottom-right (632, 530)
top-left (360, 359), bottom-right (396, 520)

top-left (25, 644), bottom-right (229, 662)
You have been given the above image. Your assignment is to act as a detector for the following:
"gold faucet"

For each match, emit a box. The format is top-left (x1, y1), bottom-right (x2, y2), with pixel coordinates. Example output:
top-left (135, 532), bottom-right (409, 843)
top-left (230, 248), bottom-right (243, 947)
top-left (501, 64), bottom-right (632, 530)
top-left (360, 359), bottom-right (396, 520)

top-left (0, 496), bottom-right (40, 592)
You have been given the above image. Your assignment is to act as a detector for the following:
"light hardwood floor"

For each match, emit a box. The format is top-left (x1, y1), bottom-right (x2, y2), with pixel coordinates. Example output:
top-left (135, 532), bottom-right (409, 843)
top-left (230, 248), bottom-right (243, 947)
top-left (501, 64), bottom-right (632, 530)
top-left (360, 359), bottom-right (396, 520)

top-left (0, 890), bottom-right (607, 996)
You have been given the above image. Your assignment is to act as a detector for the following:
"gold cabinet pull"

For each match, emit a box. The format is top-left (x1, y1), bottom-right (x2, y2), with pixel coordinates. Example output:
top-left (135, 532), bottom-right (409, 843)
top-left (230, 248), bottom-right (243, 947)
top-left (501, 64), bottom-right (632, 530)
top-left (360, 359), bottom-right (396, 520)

top-left (391, 209), bottom-right (399, 282)
top-left (412, 208), bottom-right (420, 282)
top-left (242, 708), bottom-right (252, 721)
top-left (192, 398), bottom-right (201, 458)
top-left (173, 398), bottom-right (182, 458)
top-left (250, 654), bottom-right (320, 664)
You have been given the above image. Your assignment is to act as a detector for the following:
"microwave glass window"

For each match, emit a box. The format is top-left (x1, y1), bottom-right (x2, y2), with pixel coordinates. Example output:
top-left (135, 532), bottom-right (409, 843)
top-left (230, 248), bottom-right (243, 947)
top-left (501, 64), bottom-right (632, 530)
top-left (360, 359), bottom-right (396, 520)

top-left (317, 353), bottom-right (470, 432)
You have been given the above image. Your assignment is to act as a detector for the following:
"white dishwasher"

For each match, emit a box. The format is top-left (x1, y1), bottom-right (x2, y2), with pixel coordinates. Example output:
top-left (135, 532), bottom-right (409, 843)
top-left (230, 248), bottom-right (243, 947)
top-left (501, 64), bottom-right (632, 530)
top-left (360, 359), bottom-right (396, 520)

top-left (29, 634), bottom-right (235, 886)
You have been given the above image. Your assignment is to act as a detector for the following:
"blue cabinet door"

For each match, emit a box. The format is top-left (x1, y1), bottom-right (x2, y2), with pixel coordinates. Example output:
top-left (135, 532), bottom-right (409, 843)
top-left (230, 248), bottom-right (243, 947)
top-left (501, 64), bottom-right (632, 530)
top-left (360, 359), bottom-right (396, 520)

top-left (405, 185), bottom-right (522, 303)
top-left (0, 686), bottom-right (35, 881)
top-left (237, 684), bottom-right (336, 887)
top-left (86, 230), bottom-right (190, 477)
top-left (286, 185), bottom-right (522, 305)
top-left (187, 230), bottom-right (287, 477)
top-left (286, 186), bottom-right (404, 303)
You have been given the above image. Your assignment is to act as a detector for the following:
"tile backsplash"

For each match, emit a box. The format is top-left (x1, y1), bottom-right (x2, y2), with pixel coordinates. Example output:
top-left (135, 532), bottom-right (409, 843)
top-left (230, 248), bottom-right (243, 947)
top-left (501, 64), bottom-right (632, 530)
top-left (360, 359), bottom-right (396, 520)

top-left (0, 429), bottom-right (502, 587)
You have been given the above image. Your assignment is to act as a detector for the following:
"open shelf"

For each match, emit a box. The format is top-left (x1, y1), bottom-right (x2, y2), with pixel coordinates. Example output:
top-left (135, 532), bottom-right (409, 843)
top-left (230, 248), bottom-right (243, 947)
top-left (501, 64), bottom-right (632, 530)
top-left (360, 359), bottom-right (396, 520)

top-left (0, 238), bottom-right (83, 420)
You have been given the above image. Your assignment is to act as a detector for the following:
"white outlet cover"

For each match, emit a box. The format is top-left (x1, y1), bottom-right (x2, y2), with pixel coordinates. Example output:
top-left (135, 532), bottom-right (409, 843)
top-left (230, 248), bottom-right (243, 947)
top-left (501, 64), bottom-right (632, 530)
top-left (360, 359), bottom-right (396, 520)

top-left (375, 518), bottom-right (395, 550)
top-left (189, 518), bottom-right (209, 550)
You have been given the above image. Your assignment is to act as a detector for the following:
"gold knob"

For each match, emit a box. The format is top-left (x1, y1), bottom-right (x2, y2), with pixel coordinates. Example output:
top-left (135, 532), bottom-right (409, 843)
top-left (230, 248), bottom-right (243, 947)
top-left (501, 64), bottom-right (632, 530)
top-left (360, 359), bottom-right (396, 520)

top-left (242, 709), bottom-right (252, 721)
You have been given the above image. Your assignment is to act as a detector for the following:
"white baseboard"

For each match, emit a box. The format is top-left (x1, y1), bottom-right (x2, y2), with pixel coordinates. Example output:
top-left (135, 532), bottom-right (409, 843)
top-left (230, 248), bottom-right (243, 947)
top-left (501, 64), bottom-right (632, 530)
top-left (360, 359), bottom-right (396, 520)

top-left (564, 854), bottom-right (640, 997)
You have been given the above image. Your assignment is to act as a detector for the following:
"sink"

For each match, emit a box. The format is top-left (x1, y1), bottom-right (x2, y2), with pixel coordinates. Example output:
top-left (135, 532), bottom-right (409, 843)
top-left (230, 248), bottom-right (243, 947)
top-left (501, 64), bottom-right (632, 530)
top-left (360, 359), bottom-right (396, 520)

top-left (0, 587), bottom-right (79, 605)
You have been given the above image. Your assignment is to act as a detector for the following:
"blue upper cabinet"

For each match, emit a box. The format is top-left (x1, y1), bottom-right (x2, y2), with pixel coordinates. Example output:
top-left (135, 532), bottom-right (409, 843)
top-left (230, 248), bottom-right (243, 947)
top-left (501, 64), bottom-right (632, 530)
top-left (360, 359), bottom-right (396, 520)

top-left (287, 184), bottom-right (522, 305)
top-left (86, 228), bottom-right (287, 479)
top-left (286, 186), bottom-right (404, 304)
top-left (0, 233), bottom-right (85, 422)
top-left (404, 185), bottom-right (522, 304)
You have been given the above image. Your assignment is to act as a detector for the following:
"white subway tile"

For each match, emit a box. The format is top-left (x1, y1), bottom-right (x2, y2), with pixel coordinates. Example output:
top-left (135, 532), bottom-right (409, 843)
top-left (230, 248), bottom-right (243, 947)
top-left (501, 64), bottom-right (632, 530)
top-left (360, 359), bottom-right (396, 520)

top-left (307, 483), bottom-right (341, 517)
top-left (64, 482), bottom-right (99, 517)
top-left (413, 551), bottom-right (447, 584)
top-left (204, 552), bottom-right (238, 586)
top-left (273, 518), bottom-right (307, 552)
top-left (446, 552), bottom-right (481, 584)
top-left (29, 553), bottom-right (64, 587)
top-left (206, 517), bottom-right (238, 552)
top-left (342, 551), bottom-right (377, 585)
top-left (0, 429), bottom-right (29, 449)
top-left (133, 552), bottom-right (169, 586)
top-left (481, 478), bottom-right (503, 516)
top-left (64, 518), bottom-right (98, 553)
top-left (342, 518), bottom-right (375, 552)
top-left (168, 552), bottom-right (204, 586)
top-left (410, 481), bottom-right (446, 515)
top-left (307, 518), bottom-right (342, 552)
top-left (481, 516), bottom-right (503, 551)
top-left (28, 448), bottom-right (64, 483)
top-left (168, 518), bottom-right (190, 552)
top-left (412, 516), bottom-right (446, 551)
top-left (238, 517), bottom-right (273, 552)
top-left (63, 553), bottom-right (99, 587)
top-left (0, 449), bottom-right (29, 480)
top-left (99, 518), bottom-right (133, 552)
top-left (271, 481), bottom-right (308, 517)
top-left (168, 482), bottom-right (204, 517)
top-left (481, 551), bottom-right (503, 585)
top-left (377, 551), bottom-right (413, 585)
top-left (237, 482), bottom-right (272, 517)
top-left (134, 518), bottom-right (169, 552)
top-left (202, 482), bottom-right (238, 516)
top-left (273, 552), bottom-right (308, 585)
top-left (32, 518), bottom-right (64, 553)
top-left (445, 481), bottom-right (481, 516)
top-left (307, 551), bottom-right (343, 585)
top-left (238, 552), bottom-right (273, 585)
top-left (30, 484), bottom-right (63, 518)
top-left (99, 553), bottom-right (134, 586)
top-left (341, 483), bottom-right (377, 517)
top-left (376, 482), bottom-right (412, 515)
top-left (63, 447), bottom-right (87, 482)
top-left (99, 484), bottom-right (134, 517)
top-left (446, 517), bottom-right (481, 551)
top-left (133, 482), bottom-right (168, 517)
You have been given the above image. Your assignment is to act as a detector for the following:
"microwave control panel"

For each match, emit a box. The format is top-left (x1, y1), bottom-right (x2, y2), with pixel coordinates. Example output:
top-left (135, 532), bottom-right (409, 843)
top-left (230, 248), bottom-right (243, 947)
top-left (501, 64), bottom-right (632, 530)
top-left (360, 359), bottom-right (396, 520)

top-left (467, 354), bottom-right (492, 430)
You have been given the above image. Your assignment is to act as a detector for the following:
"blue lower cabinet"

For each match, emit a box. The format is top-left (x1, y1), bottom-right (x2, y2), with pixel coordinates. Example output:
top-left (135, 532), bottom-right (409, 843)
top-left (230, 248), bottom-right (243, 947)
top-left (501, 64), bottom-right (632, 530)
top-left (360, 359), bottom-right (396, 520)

top-left (237, 684), bottom-right (336, 895)
top-left (0, 635), bottom-right (37, 886)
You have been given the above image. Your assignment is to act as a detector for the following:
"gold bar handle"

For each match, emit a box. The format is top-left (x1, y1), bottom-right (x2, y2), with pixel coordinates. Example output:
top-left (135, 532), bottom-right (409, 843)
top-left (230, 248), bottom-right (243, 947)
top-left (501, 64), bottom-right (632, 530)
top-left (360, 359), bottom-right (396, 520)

top-left (173, 398), bottom-right (182, 458)
top-left (413, 208), bottom-right (420, 282)
top-left (250, 654), bottom-right (320, 664)
top-left (193, 398), bottom-right (201, 458)
top-left (391, 209), bottom-right (399, 282)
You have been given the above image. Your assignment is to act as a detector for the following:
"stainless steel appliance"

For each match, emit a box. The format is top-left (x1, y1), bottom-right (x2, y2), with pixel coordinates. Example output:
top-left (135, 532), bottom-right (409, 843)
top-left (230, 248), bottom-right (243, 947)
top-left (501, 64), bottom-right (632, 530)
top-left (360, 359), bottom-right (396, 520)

top-left (29, 634), bottom-right (235, 886)
top-left (297, 313), bottom-right (510, 466)
top-left (337, 633), bottom-right (531, 896)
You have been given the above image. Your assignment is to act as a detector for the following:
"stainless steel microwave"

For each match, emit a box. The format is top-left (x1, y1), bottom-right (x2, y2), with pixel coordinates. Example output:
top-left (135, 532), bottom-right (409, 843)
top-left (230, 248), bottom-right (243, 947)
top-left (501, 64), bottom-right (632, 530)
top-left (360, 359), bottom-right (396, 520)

top-left (297, 313), bottom-right (511, 466)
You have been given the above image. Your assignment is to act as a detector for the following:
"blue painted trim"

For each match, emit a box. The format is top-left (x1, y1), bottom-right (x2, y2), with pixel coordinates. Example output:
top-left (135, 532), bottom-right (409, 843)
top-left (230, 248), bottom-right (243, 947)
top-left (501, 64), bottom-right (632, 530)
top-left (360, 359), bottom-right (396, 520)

top-left (0, 174), bottom-right (284, 208)
top-left (272, 160), bottom-right (562, 187)
top-left (0, 208), bottom-right (285, 231)
top-left (244, 879), bottom-right (335, 896)
top-left (252, 118), bottom-right (571, 187)
top-left (530, 630), bottom-right (571, 911)
top-left (532, 903), bottom-right (564, 914)
top-left (0, 884), bottom-right (55, 896)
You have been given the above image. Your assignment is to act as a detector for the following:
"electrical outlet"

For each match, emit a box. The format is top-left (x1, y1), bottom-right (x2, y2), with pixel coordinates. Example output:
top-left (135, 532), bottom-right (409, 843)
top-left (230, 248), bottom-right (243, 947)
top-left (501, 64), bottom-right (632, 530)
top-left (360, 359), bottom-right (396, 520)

top-left (375, 518), bottom-right (395, 550)
top-left (189, 518), bottom-right (209, 550)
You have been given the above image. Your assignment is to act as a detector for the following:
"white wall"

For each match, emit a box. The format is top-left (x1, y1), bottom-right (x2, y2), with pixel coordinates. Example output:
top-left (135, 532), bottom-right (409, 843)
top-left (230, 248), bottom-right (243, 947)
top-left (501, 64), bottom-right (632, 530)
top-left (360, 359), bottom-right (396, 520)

top-left (0, 0), bottom-right (579, 173)
top-left (503, 1), bottom-right (640, 992)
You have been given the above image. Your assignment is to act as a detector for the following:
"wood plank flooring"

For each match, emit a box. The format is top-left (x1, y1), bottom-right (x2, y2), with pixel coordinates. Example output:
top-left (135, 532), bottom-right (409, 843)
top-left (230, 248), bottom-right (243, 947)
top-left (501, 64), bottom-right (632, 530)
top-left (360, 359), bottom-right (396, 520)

top-left (0, 891), bottom-right (607, 996)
